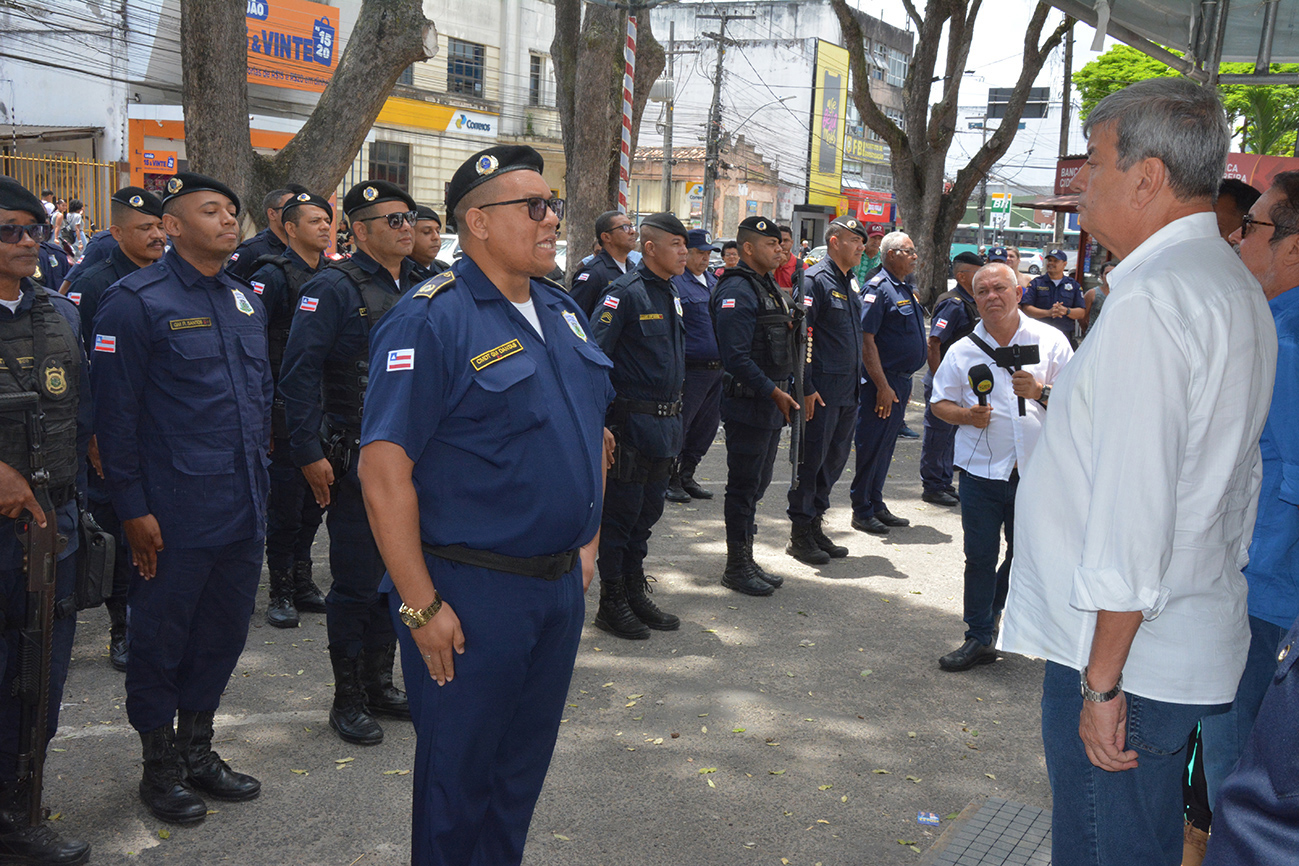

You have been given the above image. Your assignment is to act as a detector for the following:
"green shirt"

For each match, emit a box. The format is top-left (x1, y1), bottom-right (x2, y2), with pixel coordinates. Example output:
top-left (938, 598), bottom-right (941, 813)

top-left (854, 252), bottom-right (882, 286)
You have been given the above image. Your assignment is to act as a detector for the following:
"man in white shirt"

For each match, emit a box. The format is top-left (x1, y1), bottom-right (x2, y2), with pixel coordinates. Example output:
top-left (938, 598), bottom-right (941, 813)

top-left (930, 263), bottom-right (1071, 671)
top-left (999, 78), bottom-right (1277, 866)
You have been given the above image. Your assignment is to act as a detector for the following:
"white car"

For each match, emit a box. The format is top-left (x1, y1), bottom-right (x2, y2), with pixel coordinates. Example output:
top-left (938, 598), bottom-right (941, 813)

top-left (1017, 251), bottom-right (1044, 275)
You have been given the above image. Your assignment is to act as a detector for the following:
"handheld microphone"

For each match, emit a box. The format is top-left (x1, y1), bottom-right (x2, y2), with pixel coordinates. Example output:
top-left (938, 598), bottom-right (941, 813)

top-left (969, 364), bottom-right (994, 407)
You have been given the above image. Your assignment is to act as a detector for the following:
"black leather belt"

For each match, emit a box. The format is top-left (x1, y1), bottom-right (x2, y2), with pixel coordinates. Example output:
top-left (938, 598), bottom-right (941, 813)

top-left (422, 542), bottom-right (579, 581)
top-left (686, 359), bottom-right (723, 371)
top-left (613, 397), bottom-right (682, 417)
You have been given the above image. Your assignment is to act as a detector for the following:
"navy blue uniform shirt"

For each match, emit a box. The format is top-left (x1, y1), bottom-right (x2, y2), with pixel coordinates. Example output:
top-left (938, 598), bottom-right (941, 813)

top-left (37, 242), bottom-right (70, 291)
top-left (570, 250), bottom-right (629, 319)
top-left (90, 248), bottom-right (272, 548)
top-left (279, 251), bottom-right (420, 467)
top-left (711, 262), bottom-right (791, 430)
top-left (930, 286), bottom-right (977, 352)
top-left (802, 257), bottom-right (863, 407)
top-left (671, 268), bottom-right (720, 362)
top-left (61, 229), bottom-right (116, 286)
top-left (860, 267), bottom-right (927, 375)
top-left (590, 262), bottom-right (685, 459)
top-left (1022, 274), bottom-right (1084, 338)
top-left (226, 228), bottom-right (287, 282)
top-left (66, 245), bottom-right (144, 352)
top-left (362, 255), bottom-right (615, 560)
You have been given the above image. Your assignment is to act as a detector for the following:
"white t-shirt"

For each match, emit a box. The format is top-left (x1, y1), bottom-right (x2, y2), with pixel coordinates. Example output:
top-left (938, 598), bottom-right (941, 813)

top-left (0, 296), bottom-right (22, 314)
top-left (511, 297), bottom-right (545, 342)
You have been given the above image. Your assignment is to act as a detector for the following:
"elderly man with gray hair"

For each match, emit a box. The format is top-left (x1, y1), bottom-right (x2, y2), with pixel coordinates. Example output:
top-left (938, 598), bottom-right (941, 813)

top-left (999, 78), bottom-right (1277, 864)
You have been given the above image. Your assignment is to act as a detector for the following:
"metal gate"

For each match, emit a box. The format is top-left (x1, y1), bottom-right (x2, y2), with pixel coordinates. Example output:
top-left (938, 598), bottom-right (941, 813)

top-left (0, 153), bottom-right (114, 230)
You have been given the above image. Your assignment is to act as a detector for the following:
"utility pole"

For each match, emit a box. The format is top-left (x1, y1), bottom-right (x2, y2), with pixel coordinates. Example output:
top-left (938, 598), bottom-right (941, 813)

top-left (1055, 17), bottom-right (1074, 247)
top-left (698, 11), bottom-right (752, 237)
top-left (976, 116), bottom-right (989, 252)
top-left (661, 21), bottom-right (675, 212)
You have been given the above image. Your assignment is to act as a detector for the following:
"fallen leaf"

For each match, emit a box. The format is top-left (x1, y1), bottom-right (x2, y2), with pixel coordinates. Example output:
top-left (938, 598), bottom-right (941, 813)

top-left (553, 833), bottom-right (570, 841)
top-left (602, 682), bottom-right (613, 688)
top-left (985, 773), bottom-right (996, 780)
top-left (698, 767), bottom-right (717, 774)
top-left (382, 770), bottom-right (410, 775)
top-left (873, 769), bottom-right (890, 775)
top-left (335, 757), bottom-right (354, 764)
top-left (632, 715), bottom-right (643, 721)
top-left (817, 819), bottom-right (830, 824)
top-left (701, 726), bottom-right (707, 733)
top-left (860, 670), bottom-right (873, 677)
top-left (48, 812), bottom-right (61, 821)
top-left (291, 769), bottom-right (308, 775)
top-left (897, 839), bottom-right (916, 846)
top-left (910, 845), bottom-right (922, 853)
top-left (905, 775), bottom-right (922, 783)
top-left (698, 713), bottom-right (708, 717)
top-left (819, 785), bottom-right (832, 791)
top-left (706, 778), bottom-right (715, 788)
top-left (627, 694), bottom-right (643, 699)
top-left (671, 732), bottom-right (680, 738)
top-left (799, 640), bottom-right (815, 647)
top-left (840, 795), bottom-right (847, 803)
top-left (945, 813), bottom-right (960, 820)
top-left (732, 727), bottom-right (746, 733)
top-left (702, 629), bottom-right (717, 633)
top-left (652, 738), bottom-right (664, 745)
top-left (769, 770), bottom-right (785, 775)
top-left (159, 829), bottom-right (170, 840)
top-left (625, 701), bottom-right (637, 707)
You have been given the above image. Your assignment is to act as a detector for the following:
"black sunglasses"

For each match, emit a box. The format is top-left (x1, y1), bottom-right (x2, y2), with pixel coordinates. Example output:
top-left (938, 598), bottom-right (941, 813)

top-left (1240, 213), bottom-right (1277, 238)
top-left (0, 224), bottom-right (54, 244)
top-left (357, 211), bottom-right (418, 230)
top-left (477, 197), bottom-right (565, 222)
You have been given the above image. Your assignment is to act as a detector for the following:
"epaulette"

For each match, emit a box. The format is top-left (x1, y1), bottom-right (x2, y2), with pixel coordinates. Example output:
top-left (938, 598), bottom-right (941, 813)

top-left (537, 275), bottom-right (566, 293)
top-left (413, 270), bottom-right (455, 299)
top-left (117, 260), bottom-right (171, 293)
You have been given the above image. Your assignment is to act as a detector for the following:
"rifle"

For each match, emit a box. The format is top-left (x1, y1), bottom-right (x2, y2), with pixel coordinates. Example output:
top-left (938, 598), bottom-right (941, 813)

top-left (2, 389), bottom-right (64, 828)
top-left (789, 261), bottom-right (808, 490)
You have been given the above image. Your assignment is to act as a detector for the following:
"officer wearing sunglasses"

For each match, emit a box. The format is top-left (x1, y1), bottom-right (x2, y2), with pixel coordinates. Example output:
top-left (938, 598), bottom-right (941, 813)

top-left (278, 179), bottom-right (421, 747)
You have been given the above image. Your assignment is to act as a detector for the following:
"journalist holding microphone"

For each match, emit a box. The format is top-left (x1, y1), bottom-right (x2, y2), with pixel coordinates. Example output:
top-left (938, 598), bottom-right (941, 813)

top-left (929, 262), bottom-right (1072, 672)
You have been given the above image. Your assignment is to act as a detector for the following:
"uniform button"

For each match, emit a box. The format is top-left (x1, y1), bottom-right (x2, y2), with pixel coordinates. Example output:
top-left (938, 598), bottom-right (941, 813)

top-left (1280, 643), bottom-right (1292, 663)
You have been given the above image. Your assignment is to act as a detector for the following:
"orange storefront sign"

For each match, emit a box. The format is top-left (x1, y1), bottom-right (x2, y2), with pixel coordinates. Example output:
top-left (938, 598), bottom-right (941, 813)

top-left (245, 0), bottom-right (339, 93)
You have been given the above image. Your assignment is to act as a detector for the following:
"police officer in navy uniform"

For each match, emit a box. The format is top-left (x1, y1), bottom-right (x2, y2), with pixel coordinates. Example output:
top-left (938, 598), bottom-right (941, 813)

top-left (666, 229), bottom-right (722, 503)
top-left (91, 172), bottom-right (270, 825)
top-left (57, 228), bottom-right (114, 293)
top-left (1020, 248), bottom-right (1084, 348)
top-left (711, 216), bottom-right (798, 596)
top-left (225, 185), bottom-right (308, 282)
top-left (358, 144), bottom-right (612, 866)
top-left (408, 205), bottom-right (450, 280)
top-left (279, 180), bottom-right (419, 746)
top-left (570, 210), bottom-right (638, 318)
top-left (919, 250), bottom-right (982, 509)
top-left (247, 192), bottom-right (334, 629)
top-left (786, 216), bottom-right (866, 564)
top-left (850, 231), bottom-right (926, 535)
top-left (66, 186), bottom-right (167, 671)
top-left (35, 240), bottom-right (69, 293)
top-left (589, 212), bottom-right (688, 639)
top-left (0, 177), bottom-right (92, 865)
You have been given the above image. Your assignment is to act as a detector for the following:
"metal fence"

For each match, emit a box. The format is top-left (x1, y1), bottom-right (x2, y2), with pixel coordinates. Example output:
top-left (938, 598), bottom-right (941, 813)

top-left (0, 153), bottom-right (114, 230)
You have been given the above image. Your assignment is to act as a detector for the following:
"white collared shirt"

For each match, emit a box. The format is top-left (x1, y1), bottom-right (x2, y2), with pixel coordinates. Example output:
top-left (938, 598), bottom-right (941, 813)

top-left (1000, 212), bottom-right (1278, 704)
top-left (930, 313), bottom-right (1072, 481)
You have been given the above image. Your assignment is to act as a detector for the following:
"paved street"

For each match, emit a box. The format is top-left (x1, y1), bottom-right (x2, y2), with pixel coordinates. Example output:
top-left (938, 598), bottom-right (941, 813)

top-left (49, 391), bottom-right (1051, 865)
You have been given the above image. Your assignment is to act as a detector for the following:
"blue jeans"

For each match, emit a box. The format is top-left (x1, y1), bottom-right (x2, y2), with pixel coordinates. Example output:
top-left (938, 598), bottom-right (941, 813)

top-left (957, 469), bottom-right (1015, 644)
top-left (1041, 662), bottom-right (1230, 866)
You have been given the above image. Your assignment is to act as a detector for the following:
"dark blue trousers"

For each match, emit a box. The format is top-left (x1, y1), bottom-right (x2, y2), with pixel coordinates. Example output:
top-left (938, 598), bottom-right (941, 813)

top-left (920, 376), bottom-right (957, 494)
top-left (957, 469), bottom-right (1015, 644)
top-left (326, 468), bottom-right (394, 655)
top-left (390, 557), bottom-right (584, 866)
top-left (597, 476), bottom-right (669, 582)
top-left (723, 420), bottom-right (782, 544)
top-left (0, 556), bottom-right (76, 783)
top-left (850, 372), bottom-right (912, 518)
top-left (787, 401), bottom-right (857, 524)
top-left (266, 440), bottom-right (324, 573)
top-left (680, 368), bottom-right (723, 466)
top-left (125, 538), bottom-right (261, 733)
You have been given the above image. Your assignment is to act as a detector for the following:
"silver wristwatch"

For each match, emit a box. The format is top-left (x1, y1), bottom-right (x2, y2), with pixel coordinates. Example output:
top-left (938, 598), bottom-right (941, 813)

top-left (1080, 666), bottom-right (1123, 703)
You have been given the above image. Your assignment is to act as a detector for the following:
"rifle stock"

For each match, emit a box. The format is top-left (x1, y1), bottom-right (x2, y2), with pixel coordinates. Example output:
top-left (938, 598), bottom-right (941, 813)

top-left (789, 264), bottom-right (807, 490)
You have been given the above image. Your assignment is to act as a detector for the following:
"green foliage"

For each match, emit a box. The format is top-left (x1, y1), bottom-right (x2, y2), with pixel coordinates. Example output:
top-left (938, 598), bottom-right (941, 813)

top-left (1073, 44), bottom-right (1299, 155)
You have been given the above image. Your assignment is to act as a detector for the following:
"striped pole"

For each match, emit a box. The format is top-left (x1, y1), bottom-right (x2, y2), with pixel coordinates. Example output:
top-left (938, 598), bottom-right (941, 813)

top-left (618, 15), bottom-right (637, 214)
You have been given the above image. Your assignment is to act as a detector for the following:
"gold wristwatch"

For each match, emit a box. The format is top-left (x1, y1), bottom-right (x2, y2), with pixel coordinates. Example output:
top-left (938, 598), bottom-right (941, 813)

top-left (398, 592), bottom-right (442, 629)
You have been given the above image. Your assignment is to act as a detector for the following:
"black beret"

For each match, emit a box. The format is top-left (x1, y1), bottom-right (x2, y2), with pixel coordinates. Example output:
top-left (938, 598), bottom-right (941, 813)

top-left (953, 251), bottom-right (984, 267)
top-left (343, 180), bottom-right (416, 218)
top-left (285, 183), bottom-right (311, 196)
top-left (111, 186), bottom-right (163, 219)
top-left (639, 211), bottom-right (688, 239)
top-left (445, 145), bottom-right (545, 230)
top-left (0, 177), bottom-right (48, 223)
top-left (828, 215), bottom-right (868, 240)
top-left (163, 172), bottom-right (241, 215)
top-left (414, 205), bottom-right (441, 225)
top-left (737, 216), bottom-right (782, 241)
top-left (280, 191), bottom-right (334, 223)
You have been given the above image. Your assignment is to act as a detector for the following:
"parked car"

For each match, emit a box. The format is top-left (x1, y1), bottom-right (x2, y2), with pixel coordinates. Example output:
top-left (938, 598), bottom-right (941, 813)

top-left (1017, 250), bottom-right (1044, 275)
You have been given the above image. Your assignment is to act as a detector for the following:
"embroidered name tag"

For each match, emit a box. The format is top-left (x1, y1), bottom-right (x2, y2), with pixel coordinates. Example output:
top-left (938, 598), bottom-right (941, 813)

top-left (471, 339), bottom-right (523, 371)
top-left (831, 291), bottom-right (848, 300)
top-left (169, 317), bottom-right (212, 331)
top-left (640, 313), bottom-right (664, 321)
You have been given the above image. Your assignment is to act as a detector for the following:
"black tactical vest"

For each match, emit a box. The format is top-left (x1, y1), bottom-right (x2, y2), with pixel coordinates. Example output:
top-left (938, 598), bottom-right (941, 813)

top-left (322, 258), bottom-right (406, 432)
top-left (932, 288), bottom-right (979, 359)
top-left (0, 287), bottom-right (81, 494)
top-left (253, 253), bottom-right (314, 382)
top-left (723, 267), bottom-right (795, 382)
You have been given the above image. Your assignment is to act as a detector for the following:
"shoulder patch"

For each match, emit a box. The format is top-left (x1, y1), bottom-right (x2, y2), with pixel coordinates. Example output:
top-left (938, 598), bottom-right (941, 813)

top-left (414, 271), bottom-right (456, 300)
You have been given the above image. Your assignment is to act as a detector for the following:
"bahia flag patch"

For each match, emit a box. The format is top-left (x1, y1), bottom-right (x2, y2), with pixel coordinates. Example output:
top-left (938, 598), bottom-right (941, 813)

top-left (603, 296), bottom-right (619, 310)
top-left (94, 334), bottom-right (116, 353)
top-left (68, 292), bottom-right (82, 306)
top-left (386, 348), bottom-right (415, 371)
top-left (936, 318), bottom-right (948, 329)
top-left (250, 281), bottom-right (265, 295)
top-left (299, 296), bottom-right (319, 312)
top-left (721, 298), bottom-right (736, 309)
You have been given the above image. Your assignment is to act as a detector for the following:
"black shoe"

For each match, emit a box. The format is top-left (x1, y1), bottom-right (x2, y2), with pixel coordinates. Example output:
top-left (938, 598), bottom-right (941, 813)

top-left (897, 423), bottom-right (920, 439)
top-left (266, 568), bottom-right (299, 629)
top-left (922, 490), bottom-right (960, 506)
top-left (786, 523), bottom-right (830, 565)
top-left (874, 508), bottom-right (910, 527)
top-left (176, 711), bottom-right (261, 802)
top-left (329, 648), bottom-right (384, 745)
top-left (679, 465), bottom-right (714, 500)
top-left (593, 579), bottom-right (651, 639)
top-left (810, 518), bottom-right (849, 558)
top-left (746, 537), bottom-right (783, 587)
top-left (362, 643), bottom-right (411, 720)
top-left (851, 514), bottom-right (890, 535)
top-left (939, 638), bottom-right (998, 672)
top-left (292, 560), bottom-right (328, 613)
top-left (721, 539), bottom-right (775, 596)
top-left (0, 822), bottom-right (90, 865)
top-left (139, 726), bottom-right (207, 825)
top-left (106, 599), bottom-right (129, 672)
top-left (625, 573), bottom-right (680, 630)
top-left (665, 475), bottom-right (691, 503)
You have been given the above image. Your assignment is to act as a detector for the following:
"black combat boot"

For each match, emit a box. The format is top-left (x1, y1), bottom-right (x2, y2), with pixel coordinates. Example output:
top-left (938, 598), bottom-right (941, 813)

top-left (747, 536), bottom-right (783, 588)
top-left (665, 462), bottom-right (691, 503)
top-left (721, 538), bottom-right (774, 596)
top-left (138, 725), bottom-right (207, 825)
top-left (265, 568), bottom-right (299, 629)
top-left (176, 710), bottom-right (261, 801)
top-left (811, 517), bottom-right (849, 558)
top-left (106, 598), bottom-right (129, 672)
top-left (292, 560), bottom-right (328, 613)
top-left (593, 578), bottom-right (651, 639)
top-left (329, 647), bottom-right (383, 745)
top-left (0, 784), bottom-right (90, 865)
top-left (786, 522), bottom-right (830, 565)
top-left (625, 572), bottom-right (680, 630)
top-left (679, 459), bottom-right (713, 499)
top-left (362, 643), bottom-right (411, 720)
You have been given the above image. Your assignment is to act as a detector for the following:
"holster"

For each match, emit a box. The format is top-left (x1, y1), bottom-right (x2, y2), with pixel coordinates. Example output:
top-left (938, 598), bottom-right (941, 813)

top-left (609, 437), bottom-right (674, 485)
top-left (74, 508), bottom-right (114, 611)
top-left (721, 372), bottom-right (758, 399)
top-left (270, 398), bottom-right (290, 441)
top-left (325, 426), bottom-right (360, 480)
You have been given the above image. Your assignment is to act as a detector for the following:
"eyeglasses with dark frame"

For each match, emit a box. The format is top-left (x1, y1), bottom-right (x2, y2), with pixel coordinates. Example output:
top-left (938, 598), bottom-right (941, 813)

top-left (0, 224), bottom-right (54, 245)
top-left (1240, 213), bottom-right (1277, 238)
top-left (476, 197), bottom-right (565, 223)
top-left (355, 211), bottom-right (419, 230)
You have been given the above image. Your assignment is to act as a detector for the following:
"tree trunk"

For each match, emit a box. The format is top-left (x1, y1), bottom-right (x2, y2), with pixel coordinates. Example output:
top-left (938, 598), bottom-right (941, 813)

top-left (179, 0), bottom-right (436, 234)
